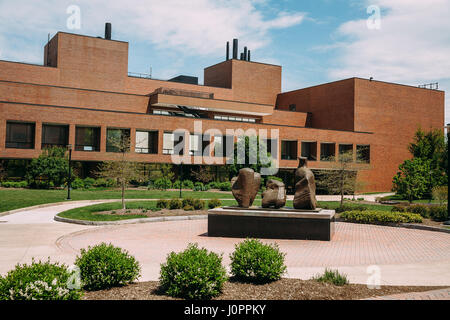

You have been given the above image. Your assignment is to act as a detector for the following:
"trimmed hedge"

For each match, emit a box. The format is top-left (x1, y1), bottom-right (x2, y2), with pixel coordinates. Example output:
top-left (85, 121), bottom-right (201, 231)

top-left (392, 204), bottom-right (448, 221)
top-left (340, 210), bottom-right (422, 224)
top-left (208, 199), bottom-right (222, 209)
top-left (0, 181), bottom-right (28, 188)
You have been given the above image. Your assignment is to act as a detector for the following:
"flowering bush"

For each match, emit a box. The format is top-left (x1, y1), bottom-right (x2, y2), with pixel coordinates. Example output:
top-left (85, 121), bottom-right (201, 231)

top-left (0, 259), bottom-right (82, 300)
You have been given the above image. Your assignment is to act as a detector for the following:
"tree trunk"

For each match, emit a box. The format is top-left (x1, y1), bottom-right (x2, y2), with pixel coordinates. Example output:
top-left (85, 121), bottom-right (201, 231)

top-left (122, 182), bottom-right (125, 210)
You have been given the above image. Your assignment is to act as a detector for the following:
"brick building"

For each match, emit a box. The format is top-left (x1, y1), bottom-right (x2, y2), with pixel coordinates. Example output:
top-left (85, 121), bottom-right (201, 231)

top-left (0, 29), bottom-right (445, 192)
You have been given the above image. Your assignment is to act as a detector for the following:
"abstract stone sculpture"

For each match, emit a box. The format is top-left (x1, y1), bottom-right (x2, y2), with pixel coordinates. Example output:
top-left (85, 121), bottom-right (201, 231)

top-left (231, 168), bottom-right (261, 208)
top-left (293, 157), bottom-right (317, 210)
top-left (262, 179), bottom-right (286, 209)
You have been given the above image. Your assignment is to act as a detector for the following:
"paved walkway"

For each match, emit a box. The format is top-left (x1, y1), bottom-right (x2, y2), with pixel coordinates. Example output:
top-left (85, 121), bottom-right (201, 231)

top-left (1, 197), bottom-right (449, 300)
top-left (364, 288), bottom-right (450, 300)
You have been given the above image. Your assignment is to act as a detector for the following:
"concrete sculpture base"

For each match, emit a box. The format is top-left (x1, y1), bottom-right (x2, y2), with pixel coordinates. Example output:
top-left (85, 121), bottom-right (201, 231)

top-left (208, 207), bottom-right (335, 241)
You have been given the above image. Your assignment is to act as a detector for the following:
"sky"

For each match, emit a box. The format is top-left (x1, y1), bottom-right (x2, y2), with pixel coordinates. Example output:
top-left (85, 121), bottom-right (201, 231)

top-left (0, 0), bottom-right (448, 125)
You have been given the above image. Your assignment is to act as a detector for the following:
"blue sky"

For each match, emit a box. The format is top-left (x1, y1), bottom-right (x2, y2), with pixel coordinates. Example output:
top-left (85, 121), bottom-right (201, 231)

top-left (0, 0), bottom-right (448, 124)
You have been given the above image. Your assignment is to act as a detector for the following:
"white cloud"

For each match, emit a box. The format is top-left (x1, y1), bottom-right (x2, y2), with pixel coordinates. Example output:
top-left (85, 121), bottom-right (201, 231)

top-left (0, 0), bottom-right (306, 62)
top-left (328, 0), bottom-right (450, 124)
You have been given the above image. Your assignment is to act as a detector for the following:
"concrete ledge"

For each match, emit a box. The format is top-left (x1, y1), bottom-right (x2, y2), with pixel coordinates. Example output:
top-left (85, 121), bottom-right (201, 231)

top-left (54, 214), bottom-right (207, 226)
top-left (208, 207), bottom-right (336, 241)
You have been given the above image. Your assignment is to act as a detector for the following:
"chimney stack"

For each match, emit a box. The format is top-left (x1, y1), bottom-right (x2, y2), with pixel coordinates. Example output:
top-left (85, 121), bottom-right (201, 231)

top-left (105, 22), bottom-right (112, 40)
top-left (232, 39), bottom-right (238, 59)
top-left (226, 41), bottom-right (230, 61)
top-left (244, 46), bottom-right (248, 61)
top-left (248, 50), bottom-right (251, 61)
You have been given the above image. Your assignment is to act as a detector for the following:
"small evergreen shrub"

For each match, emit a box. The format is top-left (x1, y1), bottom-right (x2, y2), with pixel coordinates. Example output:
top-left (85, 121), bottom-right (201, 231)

top-left (219, 181), bottom-right (232, 191)
top-left (182, 180), bottom-right (194, 190)
top-left (74, 243), bottom-right (141, 291)
top-left (83, 177), bottom-right (96, 189)
top-left (429, 206), bottom-right (448, 222)
top-left (340, 210), bottom-right (422, 224)
top-left (156, 199), bottom-right (169, 209)
top-left (172, 180), bottom-right (181, 189)
top-left (159, 243), bottom-right (228, 300)
top-left (71, 178), bottom-right (84, 190)
top-left (207, 181), bottom-right (220, 189)
top-left (229, 239), bottom-right (287, 284)
top-left (154, 178), bottom-right (172, 190)
top-left (0, 181), bottom-right (28, 188)
top-left (207, 199), bottom-right (222, 209)
top-left (183, 205), bottom-right (194, 211)
top-left (182, 197), bottom-right (195, 208)
top-left (0, 259), bottom-right (82, 300)
top-left (313, 268), bottom-right (349, 286)
top-left (193, 199), bottom-right (205, 210)
top-left (193, 182), bottom-right (204, 191)
top-left (169, 199), bottom-right (182, 210)
top-left (408, 204), bottom-right (430, 218)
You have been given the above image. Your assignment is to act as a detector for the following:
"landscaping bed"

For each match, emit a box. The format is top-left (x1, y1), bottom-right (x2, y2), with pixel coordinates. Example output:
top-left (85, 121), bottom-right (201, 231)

top-left (81, 279), bottom-right (446, 300)
top-left (93, 208), bottom-right (209, 218)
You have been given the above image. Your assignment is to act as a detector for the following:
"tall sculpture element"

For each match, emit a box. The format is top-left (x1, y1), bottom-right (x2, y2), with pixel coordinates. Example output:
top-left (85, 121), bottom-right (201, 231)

top-left (262, 179), bottom-right (286, 209)
top-left (293, 157), bottom-right (317, 210)
top-left (231, 168), bottom-right (261, 208)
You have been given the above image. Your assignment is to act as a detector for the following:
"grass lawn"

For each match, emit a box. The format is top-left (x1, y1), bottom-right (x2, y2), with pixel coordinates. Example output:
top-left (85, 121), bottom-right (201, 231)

top-left (0, 188), bottom-right (235, 213)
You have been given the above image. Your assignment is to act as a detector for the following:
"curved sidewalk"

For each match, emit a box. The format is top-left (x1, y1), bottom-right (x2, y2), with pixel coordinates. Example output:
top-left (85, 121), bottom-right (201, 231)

top-left (1, 199), bottom-right (449, 293)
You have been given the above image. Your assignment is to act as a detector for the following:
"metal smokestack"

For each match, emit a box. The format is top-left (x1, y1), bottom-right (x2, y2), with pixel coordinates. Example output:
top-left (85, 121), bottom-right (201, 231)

top-left (248, 50), bottom-right (251, 61)
top-left (226, 41), bottom-right (230, 61)
top-left (105, 23), bottom-right (112, 40)
top-left (244, 47), bottom-right (248, 61)
top-left (240, 52), bottom-right (244, 60)
top-left (232, 39), bottom-right (238, 59)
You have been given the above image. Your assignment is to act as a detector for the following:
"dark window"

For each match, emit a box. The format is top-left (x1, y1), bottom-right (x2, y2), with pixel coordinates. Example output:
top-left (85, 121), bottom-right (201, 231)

top-left (42, 124), bottom-right (68, 149)
top-left (106, 128), bottom-right (130, 153)
top-left (75, 126), bottom-right (100, 152)
top-left (320, 143), bottom-right (335, 161)
top-left (356, 145), bottom-right (370, 163)
top-left (135, 131), bottom-right (158, 154)
top-left (289, 104), bottom-right (296, 111)
top-left (163, 132), bottom-right (185, 155)
top-left (339, 144), bottom-right (353, 161)
top-left (301, 141), bottom-right (317, 161)
top-left (6, 122), bottom-right (35, 149)
top-left (263, 139), bottom-right (278, 159)
top-left (281, 141), bottom-right (297, 160)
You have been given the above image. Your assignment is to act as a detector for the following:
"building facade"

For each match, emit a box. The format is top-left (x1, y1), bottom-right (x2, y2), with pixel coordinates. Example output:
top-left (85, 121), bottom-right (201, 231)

top-left (0, 31), bottom-right (445, 192)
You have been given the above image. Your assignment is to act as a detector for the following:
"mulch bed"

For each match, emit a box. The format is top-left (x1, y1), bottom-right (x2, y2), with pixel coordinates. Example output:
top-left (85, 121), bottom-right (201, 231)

top-left (81, 279), bottom-right (446, 300)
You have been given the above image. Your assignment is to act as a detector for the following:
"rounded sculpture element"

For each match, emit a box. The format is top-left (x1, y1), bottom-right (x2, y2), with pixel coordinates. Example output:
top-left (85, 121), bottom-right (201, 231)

top-left (293, 157), bottom-right (317, 210)
top-left (231, 168), bottom-right (261, 208)
top-left (262, 179), bottom-right (286, 209)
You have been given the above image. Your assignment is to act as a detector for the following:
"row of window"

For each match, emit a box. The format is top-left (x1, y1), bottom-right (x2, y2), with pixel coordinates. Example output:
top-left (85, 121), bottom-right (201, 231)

top-left (280, 140), bottom-right (370, 163)
top-left (4, 121), bottom-right (370, 163)
top-left (213, 115), bottom-right (257, 123)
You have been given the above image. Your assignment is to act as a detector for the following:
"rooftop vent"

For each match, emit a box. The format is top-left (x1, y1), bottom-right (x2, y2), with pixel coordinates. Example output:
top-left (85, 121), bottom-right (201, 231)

top-left (105, 22), bottom-right (112, 40)
top-left (226, 39), bottom-right (251, 61)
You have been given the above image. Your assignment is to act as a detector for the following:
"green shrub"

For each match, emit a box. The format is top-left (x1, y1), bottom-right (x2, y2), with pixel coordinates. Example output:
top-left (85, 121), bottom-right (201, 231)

top-left (193, 199), bottom-right (205, 210)
top-left (169, 199), bottom-right (182, 210)
top-left (267, 176), bottom-right (283, 182)
top-left (71, 178), bottom-right (84, 190)
top-left (219, 181), bottom-right (232, 191)
top-left (432, 185), bottom-right (448, 205)
top-left (156, 199), bottom-right (169, 209)
top-left (182, 197), bottom-right (195, 208)
top-left (83, 177), bottom-right (96, 189)
top-left (313, 268), bottom-right (349, 286)
top-left (0, 181), bottom-right (27, 188)
top-left (183, 205), bottom-right (194, 211)
top-left (0, 258), bottom-right (82, 300)
top-left (207, 181), bottom-right (220, 189)
top-left (154, 178), bottom-right (172, 190)
top-left (391, 205), bottom-right (407, 212)
top-left (340, 210), bottom-right (422, 224)
top-left (429, 206), bottom-right (448, 222)
top-left (193, 182), bottom-right (204, 191)
top-left (229, 239), bottom-right (287, 284)
top-left (408, 204), bottom-right (430, 218)
top-left (159, 243), bottom-right (227, 300)
top-left (182, 180), bottom-right (194, 190)
top-left (208, 199), bottom-right (222, 209)
top-left (172, 180), bottom-right (181, 189)
top-left (74, 243), bottom-right (141, 291)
